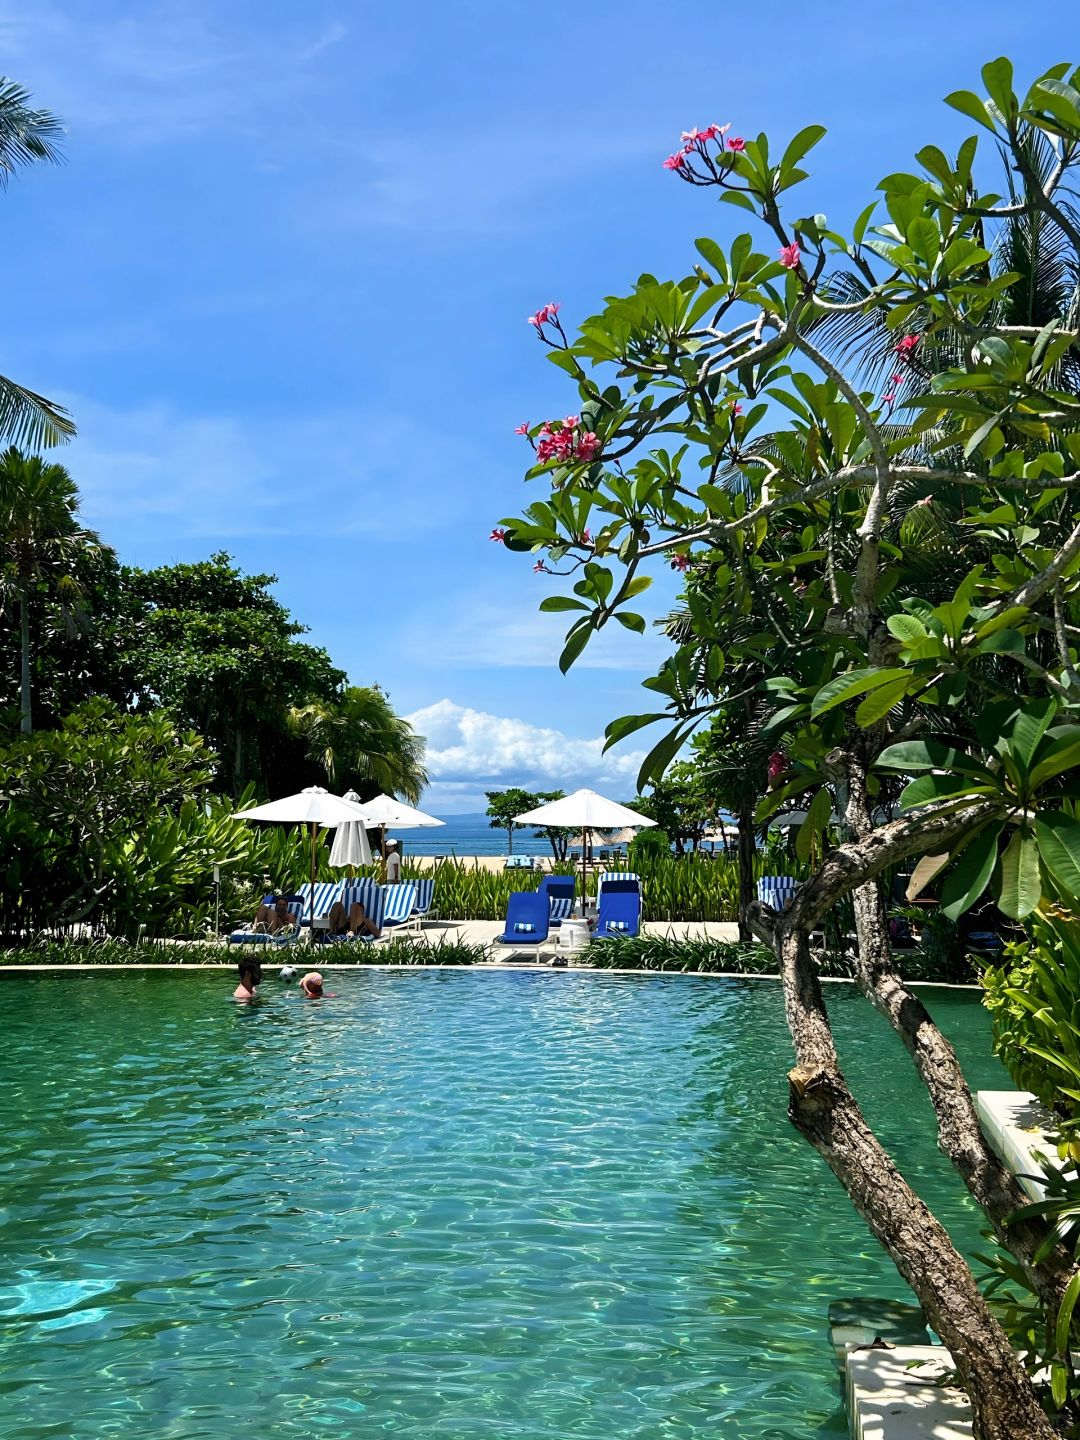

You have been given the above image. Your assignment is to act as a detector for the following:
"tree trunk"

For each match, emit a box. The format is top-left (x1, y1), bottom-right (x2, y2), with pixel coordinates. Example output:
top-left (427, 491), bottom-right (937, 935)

top-left (779, 924), bottom-right (1057, 1440)
top-left (19, 586), bottom-right (31, 734)
top-left (841, 757), bottom-right (1076, 1307)
top-left (737, 800), bottom-right (755, 942)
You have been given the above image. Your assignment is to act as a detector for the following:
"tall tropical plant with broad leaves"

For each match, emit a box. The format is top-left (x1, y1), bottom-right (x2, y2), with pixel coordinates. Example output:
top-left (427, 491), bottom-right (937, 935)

top-left (0, 79), bottom-right (75, 449)
top-left (287, 685), bottom-right (428, 802)
top-left (0, 448), bottom-right (102, 733)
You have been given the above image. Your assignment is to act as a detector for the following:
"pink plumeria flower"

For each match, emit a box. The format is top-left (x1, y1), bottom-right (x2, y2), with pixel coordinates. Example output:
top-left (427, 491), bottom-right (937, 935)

top-left (916, 496), bottom-right (933, 508)
top-left (563, 415), bottom-right (580, 428)
top-left (489, 528), bottom-right (507, 543)
top-left (681, 127), bottom-right (703, 143)
top-left (514, 422), bottom-right (529, 435)
top-left (533, 560), bottom-right (547, 573)
top-left (575, 432), bottom-right (600, 462)
top-left (670, 552), bottom-right (691, 572)
top-left (891, 373), bottom-right (904, 386)
top-left (731, 402), bottom-right (743, 416)
top-left (726, 136), bottom-right (745, 152)
top-left (581, 529), bottom-right (592, 545)
top-left (663, 150), bottom-right (688, 171)
top-left (779, 241), bottom-right (801, 270)
top-left (881, 392), bottom-right (896, 406)
top-left (894, 334), bottom-right (920, 357)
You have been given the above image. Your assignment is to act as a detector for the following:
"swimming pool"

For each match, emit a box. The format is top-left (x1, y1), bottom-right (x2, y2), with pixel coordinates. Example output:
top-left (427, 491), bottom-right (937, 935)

top-left (0, 970), bottom-right (1005, 1439)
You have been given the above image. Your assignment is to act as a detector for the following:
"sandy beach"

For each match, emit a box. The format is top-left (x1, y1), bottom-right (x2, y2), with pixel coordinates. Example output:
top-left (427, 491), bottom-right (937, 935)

top-left (406, 853), bottom-right (562, 874)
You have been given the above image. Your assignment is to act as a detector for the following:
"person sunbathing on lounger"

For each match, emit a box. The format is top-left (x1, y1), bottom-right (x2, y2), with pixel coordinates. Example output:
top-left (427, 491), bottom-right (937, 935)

top-left (325, 896), bottom-right (380, 939)
top-left (254, 895), bottom-right (298, 935)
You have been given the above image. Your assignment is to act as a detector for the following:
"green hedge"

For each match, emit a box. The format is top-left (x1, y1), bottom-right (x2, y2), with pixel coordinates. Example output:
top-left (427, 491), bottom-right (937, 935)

top-left (0, 937), bottom-right (486, 967)
top-left (412, 852), bottom-right (806, 924)
top-left (584, 935), bottom-right (980, 982)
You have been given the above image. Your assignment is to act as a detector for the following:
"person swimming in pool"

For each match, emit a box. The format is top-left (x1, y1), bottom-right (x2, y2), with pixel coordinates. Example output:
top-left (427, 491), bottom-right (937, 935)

top-left (299, 971), bottom-right (335, 998)
top-left (233, 958), bottom-right (263, 1001)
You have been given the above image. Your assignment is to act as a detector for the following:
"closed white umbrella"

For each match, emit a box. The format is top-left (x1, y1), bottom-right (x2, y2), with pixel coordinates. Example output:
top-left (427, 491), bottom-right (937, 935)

top-left (359, 794), bottom-right (444, 878)
top-left (329, 789), bottom-right (374, 870)
top-left (231, 786), bottom-right (375, 943)
top-left (513, 788), bottom-right (655, 898)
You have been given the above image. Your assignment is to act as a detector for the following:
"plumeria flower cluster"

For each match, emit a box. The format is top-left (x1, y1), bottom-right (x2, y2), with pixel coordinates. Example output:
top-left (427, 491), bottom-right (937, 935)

top-left (527, 301), bottom-right (565, 341)
top-left (670, 551), bottom-right (692, 572)
top-left (766, 750), bottom-right (789, 785)
top-left (663, 122), bottom-right (744, 176)
top-left (518, 415), bottom-right (602, 466)
top-left (881, 372), bottom-right (904, 408)
top-left (778, 241), bottom-right (801, 270)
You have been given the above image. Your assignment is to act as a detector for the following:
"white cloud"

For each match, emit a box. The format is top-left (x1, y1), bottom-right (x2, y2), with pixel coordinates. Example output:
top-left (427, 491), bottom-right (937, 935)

top-left (407, 698), bottom-right (649, 807)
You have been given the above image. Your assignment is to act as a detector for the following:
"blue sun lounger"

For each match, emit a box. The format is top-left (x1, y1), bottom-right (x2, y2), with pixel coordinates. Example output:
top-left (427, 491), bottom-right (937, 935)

top-left (538, 876), bottom-right (575, 927)
top-left (493, 891), bottom-right (551, 960)
top-left (594, 886), bottom-right (640, 939)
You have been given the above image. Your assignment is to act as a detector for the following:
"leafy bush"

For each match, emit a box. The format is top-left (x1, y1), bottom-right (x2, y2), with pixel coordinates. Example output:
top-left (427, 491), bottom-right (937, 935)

top-left (585, 934), bottom-right (978, 982)
top-left (0, 936), bottom-right (486, 966)
top-left (982, 908), bottom-right (1080, 1139)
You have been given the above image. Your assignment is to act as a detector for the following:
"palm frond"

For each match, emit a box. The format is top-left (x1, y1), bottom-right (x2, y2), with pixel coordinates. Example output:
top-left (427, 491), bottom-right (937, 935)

top-left (0, 374), bottom-right (75, 447)
top-left (0, 78), bottom-right (64, 182)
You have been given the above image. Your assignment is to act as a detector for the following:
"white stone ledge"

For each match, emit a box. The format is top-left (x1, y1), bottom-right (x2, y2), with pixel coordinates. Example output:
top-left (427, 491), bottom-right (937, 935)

top-left (976, 1090), bottom-right (1060, 1201)
top-left (846, 1346), bottom-right (971, 1439)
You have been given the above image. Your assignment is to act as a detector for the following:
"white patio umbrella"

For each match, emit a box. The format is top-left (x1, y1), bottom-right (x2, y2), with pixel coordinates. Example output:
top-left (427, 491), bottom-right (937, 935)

top-left (329, 789), bottom-right (374, 870)
top-left (358, 794), bottom-right (445, 877)
top-left (513, 788), bottom-right (656, 897)
top-left (231, 786), bottom-right (375, 943)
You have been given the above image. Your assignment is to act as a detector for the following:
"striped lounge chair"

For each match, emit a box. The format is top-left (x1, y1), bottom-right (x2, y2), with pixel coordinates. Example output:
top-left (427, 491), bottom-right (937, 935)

top-left (295, 880), bottom-right (345, 930)
top-left (228, 895), bottom-right (303, 946)
top-left (381, 882), bottom-right (418, 934)
top-left (330, 879), bottom-right (384, 943)
top-left (757, 876), bottom-right (798, 912)
top-left (411, 878), bottom-right (437, 926)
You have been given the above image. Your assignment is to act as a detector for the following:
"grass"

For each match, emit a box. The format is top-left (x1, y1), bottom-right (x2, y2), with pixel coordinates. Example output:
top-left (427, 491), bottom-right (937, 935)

top-left (583, 935), bottom-right (982, 982)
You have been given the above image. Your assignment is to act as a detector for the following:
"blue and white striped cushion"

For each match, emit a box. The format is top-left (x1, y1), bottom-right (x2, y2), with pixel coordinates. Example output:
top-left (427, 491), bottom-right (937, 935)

top-left (599, 871), bottom-right (640, 888)
top-left (548, 895), bottom-right (574, 924)
top-left (413, 878), bottom-right (434, 916)
top-left (513, 921), bottom-right (536, 933)
top-left (757, 876), bottom-right (798, 911)
top-left (297, 880), bottom-right (343, 924)
top-left (382, 882), bottom-right (416, 928)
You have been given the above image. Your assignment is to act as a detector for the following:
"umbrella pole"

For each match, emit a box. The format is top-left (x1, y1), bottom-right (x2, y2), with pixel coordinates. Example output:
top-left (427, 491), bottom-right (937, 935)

top-left (309, 822), bottom-right (317, 945)
top-left (581, 827), bottom-right (586, 914)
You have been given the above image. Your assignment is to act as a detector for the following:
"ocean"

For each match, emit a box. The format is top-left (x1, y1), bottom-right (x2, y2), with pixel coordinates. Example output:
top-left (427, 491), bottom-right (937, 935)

top-left (400, 812), bottom-right (556, 858)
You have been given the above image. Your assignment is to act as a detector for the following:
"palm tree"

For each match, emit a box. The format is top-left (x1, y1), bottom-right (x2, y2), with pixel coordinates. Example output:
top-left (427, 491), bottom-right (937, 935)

top-left (0, 448), bottom-right (101, 732)
top-left (288, 685), bottom-right (429, 802)
top-left (0, 80), bottom-right (76, 449)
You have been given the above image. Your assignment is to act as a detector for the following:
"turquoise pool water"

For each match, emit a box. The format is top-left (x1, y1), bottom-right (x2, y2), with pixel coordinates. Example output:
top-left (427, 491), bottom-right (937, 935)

top-left (0, 970), bottom-right (1005, 1439)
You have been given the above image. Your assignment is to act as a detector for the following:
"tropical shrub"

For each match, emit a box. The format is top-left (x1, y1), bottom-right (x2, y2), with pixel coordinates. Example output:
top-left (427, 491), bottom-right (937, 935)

top-left (983, 908), bottom-right (1080, 1141)
top-left (585, 933), bottom-right (974, 981)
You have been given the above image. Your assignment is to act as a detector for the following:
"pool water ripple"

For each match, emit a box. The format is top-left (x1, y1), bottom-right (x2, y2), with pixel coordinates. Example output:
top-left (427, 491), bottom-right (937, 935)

top-left (0, 969), bottom-right (1004, 1438)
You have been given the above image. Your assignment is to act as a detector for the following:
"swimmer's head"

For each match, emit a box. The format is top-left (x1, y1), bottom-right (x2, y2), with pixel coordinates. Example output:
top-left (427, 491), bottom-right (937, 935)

top-left (279, 965), bottom-right (297, 983)
top-left (299, 971), bottom-right (324, 997)
top-left (237, 958), bottom-right (262, 986)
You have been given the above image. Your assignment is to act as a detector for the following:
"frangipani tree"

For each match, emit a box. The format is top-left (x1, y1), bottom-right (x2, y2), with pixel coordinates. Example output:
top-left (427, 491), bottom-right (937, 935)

top-left (497, 60), bottom-right (1080, 1439)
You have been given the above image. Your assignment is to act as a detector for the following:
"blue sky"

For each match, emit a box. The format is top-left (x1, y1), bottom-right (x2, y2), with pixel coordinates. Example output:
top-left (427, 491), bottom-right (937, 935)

top-left (0, 2), bottom-right (1067, 808)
